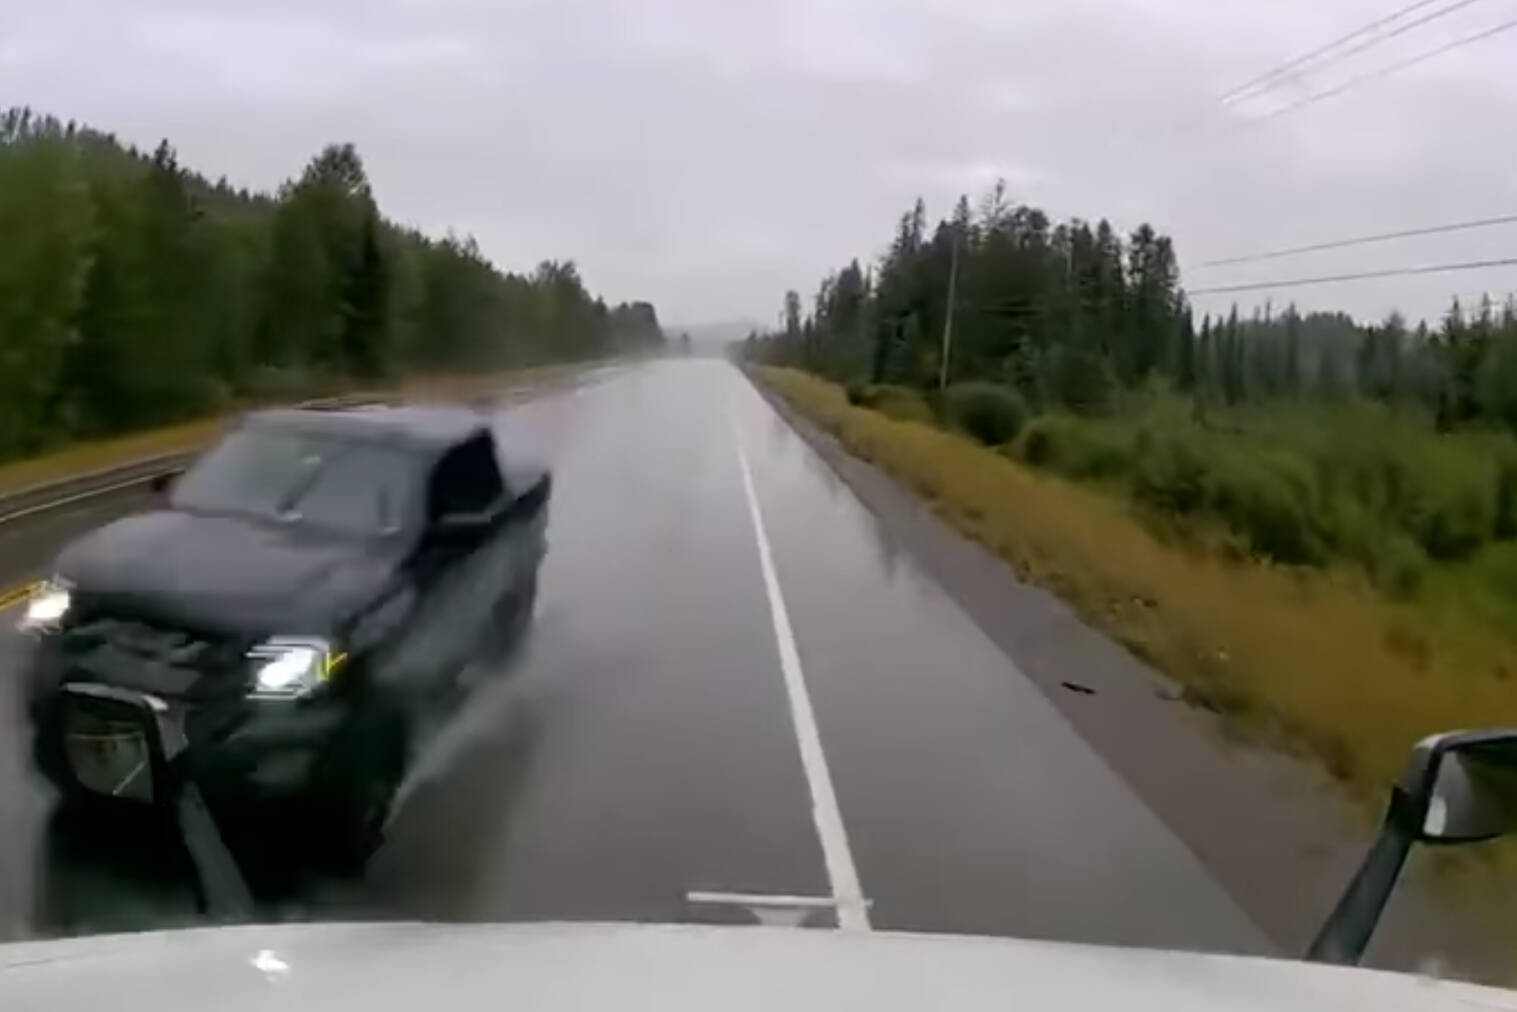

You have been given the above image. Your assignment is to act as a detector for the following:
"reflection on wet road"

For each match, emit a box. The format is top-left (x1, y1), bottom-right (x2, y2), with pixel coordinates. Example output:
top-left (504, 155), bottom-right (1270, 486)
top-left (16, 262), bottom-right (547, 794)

top-left (0, 359), bottom-right (1266, 951)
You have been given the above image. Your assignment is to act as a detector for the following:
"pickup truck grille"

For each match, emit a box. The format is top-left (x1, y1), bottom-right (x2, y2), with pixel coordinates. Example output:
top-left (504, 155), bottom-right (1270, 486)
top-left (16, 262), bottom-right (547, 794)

top-left (57, 617), bottom-right (250, 701)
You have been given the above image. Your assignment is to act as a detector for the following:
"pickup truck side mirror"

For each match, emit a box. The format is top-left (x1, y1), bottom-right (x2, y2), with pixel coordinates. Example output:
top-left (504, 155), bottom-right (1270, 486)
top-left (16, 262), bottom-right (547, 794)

top-left (1307, 729), bottom-right (1517, 965)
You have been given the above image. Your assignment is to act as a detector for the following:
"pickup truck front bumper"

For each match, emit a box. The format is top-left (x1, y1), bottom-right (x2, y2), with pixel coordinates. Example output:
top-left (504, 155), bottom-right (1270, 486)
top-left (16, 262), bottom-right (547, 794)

top-left (27, 642), bottom-right (351, 806)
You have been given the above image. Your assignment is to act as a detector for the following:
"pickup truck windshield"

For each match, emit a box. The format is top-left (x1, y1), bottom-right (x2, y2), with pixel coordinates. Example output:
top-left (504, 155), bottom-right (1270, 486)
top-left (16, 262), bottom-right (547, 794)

top-left (171, 428), bottom-right (419, 535)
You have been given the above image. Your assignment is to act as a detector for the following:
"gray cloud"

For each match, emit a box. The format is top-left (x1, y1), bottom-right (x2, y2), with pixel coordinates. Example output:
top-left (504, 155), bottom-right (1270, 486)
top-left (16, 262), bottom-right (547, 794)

top-left (4, 0), bottom-right (1516, 326)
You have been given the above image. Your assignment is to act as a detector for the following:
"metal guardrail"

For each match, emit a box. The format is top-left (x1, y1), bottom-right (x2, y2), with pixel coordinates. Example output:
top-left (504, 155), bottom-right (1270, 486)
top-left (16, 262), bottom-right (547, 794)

top-left (0, 394), bottom-right (386, 529)
top-left (0, 451), bottom-right (196, 529)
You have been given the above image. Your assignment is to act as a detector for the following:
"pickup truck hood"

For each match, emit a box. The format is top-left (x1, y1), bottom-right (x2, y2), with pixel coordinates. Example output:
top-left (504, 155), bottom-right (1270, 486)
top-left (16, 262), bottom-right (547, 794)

top-left (0, 922), bottom-right (1510, 1011)
top-left (54, 510), bottom-right (403, 637)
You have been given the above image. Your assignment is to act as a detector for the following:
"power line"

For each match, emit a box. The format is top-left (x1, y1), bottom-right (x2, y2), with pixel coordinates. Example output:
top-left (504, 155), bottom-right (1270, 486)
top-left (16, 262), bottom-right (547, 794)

top-left (1252, 13), bottom-right (1517, 123)
top-left (1188, 257), bottom-right (1517, 296)
top-left (1223, 0), bottom-right (1485, 105)
top-left (1220, 0), bottom-right (1443, 102)
top-left (1195, 213), bottom-right (1517, 268)
top-left (1117, 1), bottom-right (1488, 166)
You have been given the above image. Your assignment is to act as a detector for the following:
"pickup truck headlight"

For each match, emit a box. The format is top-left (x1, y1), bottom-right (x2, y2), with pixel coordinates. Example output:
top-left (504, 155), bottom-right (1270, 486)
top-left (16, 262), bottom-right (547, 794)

top-left (248, 637), bottom-right (343, 699)
top-left (18, 579), bottom-right (71, 631)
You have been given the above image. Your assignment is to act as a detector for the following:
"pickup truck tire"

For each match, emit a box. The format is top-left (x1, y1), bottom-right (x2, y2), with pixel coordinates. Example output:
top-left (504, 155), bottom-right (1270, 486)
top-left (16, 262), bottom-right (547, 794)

top-left (506, 572), bottom-right (538, 640)
top-left (486, 572), bottom-right (538, 660)
top-left (309, 703), bottom-right (407, 874)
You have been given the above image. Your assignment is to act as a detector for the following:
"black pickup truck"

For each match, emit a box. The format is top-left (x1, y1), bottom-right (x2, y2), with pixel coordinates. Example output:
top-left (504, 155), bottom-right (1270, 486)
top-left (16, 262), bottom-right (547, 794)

top-left (19, 405), bottom-right (550, 867)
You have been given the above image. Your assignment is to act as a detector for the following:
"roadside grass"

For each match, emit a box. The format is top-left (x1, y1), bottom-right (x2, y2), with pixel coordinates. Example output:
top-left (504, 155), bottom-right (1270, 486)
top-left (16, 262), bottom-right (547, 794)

top-left (753, 366), bottom-right (1517, 802)
top-left (0, 417), bottom-right (228, 495)
top-left (0, 362), bottom-right (596, 497)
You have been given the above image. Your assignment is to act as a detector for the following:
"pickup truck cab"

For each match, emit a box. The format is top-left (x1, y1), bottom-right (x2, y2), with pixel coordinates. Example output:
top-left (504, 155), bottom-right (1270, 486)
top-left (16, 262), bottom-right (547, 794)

top-left (21, 405), bottom-right (550, 867)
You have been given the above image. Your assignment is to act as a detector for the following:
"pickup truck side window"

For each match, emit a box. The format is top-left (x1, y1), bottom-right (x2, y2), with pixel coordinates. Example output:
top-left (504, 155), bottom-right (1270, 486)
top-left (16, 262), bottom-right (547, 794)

top-left (428, 434), bottom-right (506, 522)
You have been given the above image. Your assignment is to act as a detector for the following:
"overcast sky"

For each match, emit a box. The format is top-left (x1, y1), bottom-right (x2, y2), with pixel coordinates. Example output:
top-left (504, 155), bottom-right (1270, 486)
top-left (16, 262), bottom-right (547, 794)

top-left (4, 0), bottom-right (1516, 328)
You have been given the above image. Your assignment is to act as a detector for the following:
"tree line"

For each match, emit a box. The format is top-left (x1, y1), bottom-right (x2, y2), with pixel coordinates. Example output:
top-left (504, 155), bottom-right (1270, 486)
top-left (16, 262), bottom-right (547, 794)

top-left (749, 180), bottom-right (1517, 433)
top-left (752, 182), bottom-right (1185, 413)
top-left (1201, 298), bottom-right (1517, 433)
top-left (0, 107), bottom-right (664, 461)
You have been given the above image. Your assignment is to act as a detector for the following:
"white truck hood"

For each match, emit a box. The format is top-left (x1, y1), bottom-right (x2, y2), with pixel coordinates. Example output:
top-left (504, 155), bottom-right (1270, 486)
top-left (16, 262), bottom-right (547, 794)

top-left (1, 921), bottom-right (1512, 1011)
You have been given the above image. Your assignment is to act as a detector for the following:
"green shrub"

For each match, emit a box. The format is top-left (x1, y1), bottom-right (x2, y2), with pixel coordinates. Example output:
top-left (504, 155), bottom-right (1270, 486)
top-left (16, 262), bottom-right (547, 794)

top-left (1463, 433), bottom-right (1517, 541)
top-left (1424, 485), bottom-right (1494, 560)
top-left (1016, 416), bottom-right (1060, 468)
top-left (1496, 450), bottom-right (1517, 540)
top-left (1016, 417), bottom-right (1059, 467)
top-left (1326, 497), bottom-right (1389, 567)
top-left (1017, 414), bottom-right (1133, 480)
top-left (944, 382), bottom-right (1028, 445)
top-left (1303, 414), bottom-right (1500, 562)
top-left (1040, 345), bottom-right (1117, 415)
top-left (1204, 449), bottom-right (1325, 565)
top-left (1374, 533), bottom-right (1429, 599)
top-left (1005, 385), bottom-right (1517, 584)
top-left (1388, 449), bottom-right (1495, 561)
top-left (1131, 424), bottom-right (1212, 514)
top-left (1455, 542), bottom-right (1517, 626)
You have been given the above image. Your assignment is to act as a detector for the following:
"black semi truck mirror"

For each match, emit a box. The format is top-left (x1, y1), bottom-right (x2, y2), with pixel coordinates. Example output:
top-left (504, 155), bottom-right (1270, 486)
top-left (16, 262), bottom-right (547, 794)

top-left (1307, 729), bottom-right (1517, 965)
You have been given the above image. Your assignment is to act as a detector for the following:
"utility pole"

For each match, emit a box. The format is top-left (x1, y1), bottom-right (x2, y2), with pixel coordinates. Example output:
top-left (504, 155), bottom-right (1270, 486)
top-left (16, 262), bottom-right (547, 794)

top-left (938, 234), bottom-right (960, 390)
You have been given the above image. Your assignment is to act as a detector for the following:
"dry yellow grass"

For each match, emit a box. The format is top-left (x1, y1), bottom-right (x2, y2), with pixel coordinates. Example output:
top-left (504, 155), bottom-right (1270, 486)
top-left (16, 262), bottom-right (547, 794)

top-left (0, 418), bottom-right (228, 494)
top-left (755, 366), bottom-right (1517, 799)
top-left (0, 364), bottom-right (590, 497)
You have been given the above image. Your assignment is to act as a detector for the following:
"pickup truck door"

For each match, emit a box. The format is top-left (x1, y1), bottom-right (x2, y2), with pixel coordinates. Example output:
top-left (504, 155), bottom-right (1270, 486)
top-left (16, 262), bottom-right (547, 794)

top-left (383, 434), bottom-right (523, 689)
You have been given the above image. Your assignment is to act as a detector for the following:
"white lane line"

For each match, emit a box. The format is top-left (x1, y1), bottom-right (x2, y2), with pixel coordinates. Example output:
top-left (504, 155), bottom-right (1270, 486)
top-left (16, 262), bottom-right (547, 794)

top-left (686, 890), bottom-right (841, 909)
top-left (732, 414), bottom-right (872, 932)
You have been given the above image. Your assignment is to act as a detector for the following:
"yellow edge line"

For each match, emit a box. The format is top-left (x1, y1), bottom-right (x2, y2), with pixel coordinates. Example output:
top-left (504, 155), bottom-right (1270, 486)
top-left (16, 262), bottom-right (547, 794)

top-left (0, 581), bottom-right (39, 613)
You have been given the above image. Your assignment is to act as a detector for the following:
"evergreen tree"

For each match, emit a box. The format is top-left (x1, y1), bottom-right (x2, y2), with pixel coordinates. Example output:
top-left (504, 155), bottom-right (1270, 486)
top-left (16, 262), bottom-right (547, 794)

top-left (0, 136), bottom-right (94, 456)
top-left (0, 108), bottom-right (662, 462)
top-left (1283, 306), bottom-right (1302, 397)
top-left (1175, 304), bottom-right (1196, 392)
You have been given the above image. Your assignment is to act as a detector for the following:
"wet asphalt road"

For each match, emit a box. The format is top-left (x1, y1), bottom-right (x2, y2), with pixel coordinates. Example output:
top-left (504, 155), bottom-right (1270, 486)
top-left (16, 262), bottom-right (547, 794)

top-left (0, 359), bottom-right (1267, 951)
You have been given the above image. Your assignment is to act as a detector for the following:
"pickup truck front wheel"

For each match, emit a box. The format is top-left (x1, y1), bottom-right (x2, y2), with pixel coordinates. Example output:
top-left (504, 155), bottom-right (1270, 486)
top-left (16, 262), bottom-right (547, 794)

top-left (309, 705), bottom-right (407, 873)
top-left (486, 572), bottom-right (538, 659)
